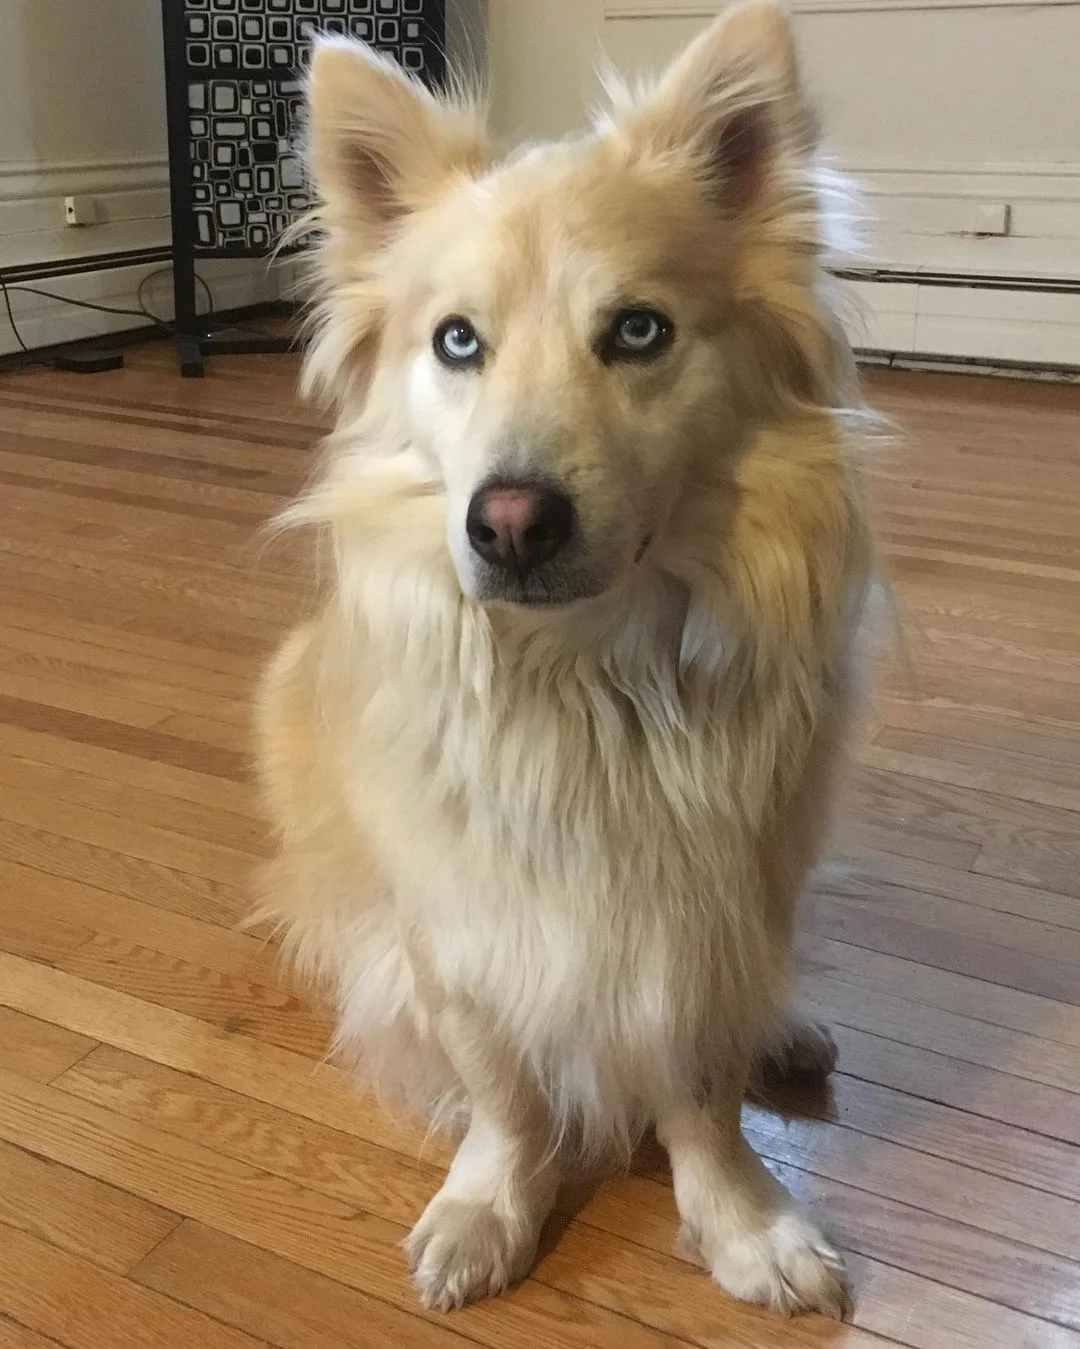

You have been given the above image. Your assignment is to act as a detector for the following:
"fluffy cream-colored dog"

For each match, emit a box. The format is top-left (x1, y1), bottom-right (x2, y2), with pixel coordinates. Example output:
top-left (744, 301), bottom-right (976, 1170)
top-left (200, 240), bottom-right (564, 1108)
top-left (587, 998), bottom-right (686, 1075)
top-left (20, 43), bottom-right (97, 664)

top-left (257, 2), bottom-right (875, 1320)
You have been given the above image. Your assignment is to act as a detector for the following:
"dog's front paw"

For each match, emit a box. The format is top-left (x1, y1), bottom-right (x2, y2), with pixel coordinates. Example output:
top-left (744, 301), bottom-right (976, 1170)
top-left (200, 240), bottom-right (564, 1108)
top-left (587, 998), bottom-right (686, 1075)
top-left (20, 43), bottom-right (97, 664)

top-left (405, 1194), bottom-right (539, 1310)
top-left (685, 1207), bottom-right (849, 1319)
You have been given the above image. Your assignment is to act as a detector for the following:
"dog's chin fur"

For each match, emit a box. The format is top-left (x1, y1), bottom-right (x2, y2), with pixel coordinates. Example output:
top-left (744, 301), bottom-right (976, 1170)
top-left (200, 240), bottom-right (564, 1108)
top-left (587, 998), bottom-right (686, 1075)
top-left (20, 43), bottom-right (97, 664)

top-left (469, 569), bottom-right (609, 610)
top-left (257, 3), bottom-right (879, 1319)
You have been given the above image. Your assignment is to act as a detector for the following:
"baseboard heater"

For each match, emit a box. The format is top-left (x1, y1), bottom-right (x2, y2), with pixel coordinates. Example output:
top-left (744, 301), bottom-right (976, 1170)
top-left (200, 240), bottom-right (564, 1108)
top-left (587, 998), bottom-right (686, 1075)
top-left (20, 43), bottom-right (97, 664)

top-left (835, 266), bottom-right (1080, 298)
top-left (838, 265), bottom-right (1080, 379)
top-left (1, 247), bottom-right (173, 288)
top-left (856, 350), bottom-right (1080, 381)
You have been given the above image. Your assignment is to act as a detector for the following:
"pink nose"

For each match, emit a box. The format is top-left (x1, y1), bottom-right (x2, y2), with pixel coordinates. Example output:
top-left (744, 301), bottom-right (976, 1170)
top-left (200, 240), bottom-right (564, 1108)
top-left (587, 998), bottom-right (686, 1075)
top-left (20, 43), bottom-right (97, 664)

top-left (465, 482), bottom-right (575, 571)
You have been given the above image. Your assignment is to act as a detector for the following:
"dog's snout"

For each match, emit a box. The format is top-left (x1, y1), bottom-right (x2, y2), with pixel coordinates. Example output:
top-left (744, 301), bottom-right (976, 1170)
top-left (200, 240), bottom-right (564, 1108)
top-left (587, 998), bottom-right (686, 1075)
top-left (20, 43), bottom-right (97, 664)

top-left (466, 483), bottom-right (574, 572)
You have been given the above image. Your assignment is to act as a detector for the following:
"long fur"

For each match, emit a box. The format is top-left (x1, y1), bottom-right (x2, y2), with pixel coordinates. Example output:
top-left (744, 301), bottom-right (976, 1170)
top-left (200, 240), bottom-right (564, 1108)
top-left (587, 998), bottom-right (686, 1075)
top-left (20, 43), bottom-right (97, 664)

top-left (255, 8), bottom-right (878, 1173)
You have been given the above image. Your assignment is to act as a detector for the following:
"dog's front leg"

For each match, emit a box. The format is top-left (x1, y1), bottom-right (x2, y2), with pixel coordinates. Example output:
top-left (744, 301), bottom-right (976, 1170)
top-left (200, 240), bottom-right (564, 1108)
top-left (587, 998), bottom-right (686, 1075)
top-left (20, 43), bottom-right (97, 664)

top-left (405, 1004), bottom-right (560, 1309)
top-left (657, 1059), bottom-right (849, 1319)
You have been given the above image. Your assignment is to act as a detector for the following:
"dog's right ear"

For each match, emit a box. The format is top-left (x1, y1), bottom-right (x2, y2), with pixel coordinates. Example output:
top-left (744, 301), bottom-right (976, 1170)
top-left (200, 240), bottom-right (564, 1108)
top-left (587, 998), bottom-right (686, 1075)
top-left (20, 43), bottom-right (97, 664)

top-left (308, 41), bottom-right (488, 245)
top-left (605, 2), bottom-right (817, 217)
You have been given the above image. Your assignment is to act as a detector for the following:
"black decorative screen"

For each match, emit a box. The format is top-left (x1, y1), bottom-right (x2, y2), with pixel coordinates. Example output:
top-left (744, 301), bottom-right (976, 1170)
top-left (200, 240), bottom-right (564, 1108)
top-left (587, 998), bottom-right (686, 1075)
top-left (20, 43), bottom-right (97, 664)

top-left (165, 0), bottom-right (446, 259)
top-left (186, 77), bottom-right (308, 252)
top-left (161, 0), bottom-right (445, 373)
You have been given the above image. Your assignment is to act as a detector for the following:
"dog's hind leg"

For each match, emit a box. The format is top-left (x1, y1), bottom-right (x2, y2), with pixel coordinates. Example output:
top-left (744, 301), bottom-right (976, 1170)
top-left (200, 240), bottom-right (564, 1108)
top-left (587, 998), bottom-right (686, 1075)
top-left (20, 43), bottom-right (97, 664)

top-left (751, 1015), bottom-right (838, 1087)
top-left (657, 1055), bottom-right (849, 1319)
top-left (404, 1005), bottom-right (560, 1310)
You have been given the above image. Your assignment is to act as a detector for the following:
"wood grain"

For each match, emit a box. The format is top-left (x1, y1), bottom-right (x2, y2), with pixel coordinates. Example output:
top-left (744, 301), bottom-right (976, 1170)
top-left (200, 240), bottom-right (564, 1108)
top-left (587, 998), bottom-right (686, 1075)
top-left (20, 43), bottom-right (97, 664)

top-left (0, 1316), bottom-right (71, 1349)
top-left (1, 348), bottom-right (1078, 1347)
top-left (0, 1225), bottom-right (268, 1349)
top-left (0, 1138), bottom-right (180, 1276)
top-left (0, 816), bottom-right (250, 926)
top-left (133, 1221), bottom-right (479, 1349)
top-left (0, 1008), bottom-right (95, 1084)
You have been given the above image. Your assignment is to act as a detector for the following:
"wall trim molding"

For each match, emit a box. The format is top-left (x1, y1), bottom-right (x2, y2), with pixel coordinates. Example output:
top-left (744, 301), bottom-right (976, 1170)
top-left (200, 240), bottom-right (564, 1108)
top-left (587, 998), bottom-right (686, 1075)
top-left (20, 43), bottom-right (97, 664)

top-left (845, 160), bottom-right (1080, 208)
top-left (0, 154), bottom-right (168, 205)
top-left (846, 159), bottom-right (1080, 182)
top-left (606, 0), bottom-right (1080, 15)
top-left (0, 155), bottom-right (171, 271)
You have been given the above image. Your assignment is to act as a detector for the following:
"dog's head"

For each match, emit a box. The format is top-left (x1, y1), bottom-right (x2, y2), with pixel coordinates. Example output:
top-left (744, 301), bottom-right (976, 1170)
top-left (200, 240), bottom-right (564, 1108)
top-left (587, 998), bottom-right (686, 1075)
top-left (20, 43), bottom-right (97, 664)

top-left (301, 3), bottom-right (843, 609)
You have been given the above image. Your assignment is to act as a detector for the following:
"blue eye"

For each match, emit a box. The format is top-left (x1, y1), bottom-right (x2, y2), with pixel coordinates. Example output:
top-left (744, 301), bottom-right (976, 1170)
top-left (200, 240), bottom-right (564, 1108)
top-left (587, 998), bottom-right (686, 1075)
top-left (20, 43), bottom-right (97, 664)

top-left (604, 308), bottom-right (674, 362)
top-left (435, 316), bottom-right (483, 367)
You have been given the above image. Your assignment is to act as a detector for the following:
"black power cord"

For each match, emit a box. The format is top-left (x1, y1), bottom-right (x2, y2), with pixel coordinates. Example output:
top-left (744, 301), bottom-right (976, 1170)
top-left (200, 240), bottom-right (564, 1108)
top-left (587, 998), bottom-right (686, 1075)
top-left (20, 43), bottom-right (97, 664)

top-left (0, 266), bottom-right (285, 372)
top-left (1, 273), bottom-right (35, 356)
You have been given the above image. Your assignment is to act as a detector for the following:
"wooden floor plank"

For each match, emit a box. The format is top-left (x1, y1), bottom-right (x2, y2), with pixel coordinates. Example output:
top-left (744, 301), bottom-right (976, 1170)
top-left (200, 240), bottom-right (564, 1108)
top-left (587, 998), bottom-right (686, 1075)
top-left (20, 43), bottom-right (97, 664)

top-left (55, 939), bottom-right (332, 1060)
top-left (0, 600), bottom-right (259, 679)
top-left (133, 1221), bottom-right (480, 1349)
top-left (828, 1024), bottom-right (1080, 1149)
top-left (864, 739), bottom-right (1080, 816)
top-left (807, 893), bottom-right (1080, 1004)
top-left (0, 781), bottom-right (255, 886)
top-left (0, 861), bottom-right (275, 980)
top-left (0, 1316), bottom-right (68, 1349)
top-left (0, 818), bottom-right (249, 927)
top-left (802, 933), bottom-right (1080, 1049)
top-left (0, 1224), bottom-right (270, 1349)
top-left (815, 848), bottom-right (1080, 940)
top-left (0, 1009), bottom-right (95, 1084)
top-left (0, 693), bottom-right (249, 780)
top-left (0, 750), bottom-right (265, 854)
top-left (813, 878), bottom-right (1080, 967)
top-left (0, 622), bottom-right (253, 702)
top-left (805, 979), bottom-right (1080, 1093)
top-left (0, 720), bottom-right (258, 819)
top-left (0, 1139), bottom-right (180, 1276)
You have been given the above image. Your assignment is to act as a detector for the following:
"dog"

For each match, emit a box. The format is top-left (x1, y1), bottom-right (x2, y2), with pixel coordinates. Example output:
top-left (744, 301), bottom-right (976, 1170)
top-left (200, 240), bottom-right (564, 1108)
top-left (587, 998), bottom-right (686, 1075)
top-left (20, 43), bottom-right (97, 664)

top-left (256, 1), bottom-right (876, 1321)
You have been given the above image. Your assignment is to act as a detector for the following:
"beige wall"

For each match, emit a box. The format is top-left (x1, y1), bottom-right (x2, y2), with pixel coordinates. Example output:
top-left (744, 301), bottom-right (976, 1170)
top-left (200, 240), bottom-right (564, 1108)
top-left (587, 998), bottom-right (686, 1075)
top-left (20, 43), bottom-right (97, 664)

top-left (0, 0), bottom-right (167, 167)
top-left (489, 0), bottom-right (603, 141)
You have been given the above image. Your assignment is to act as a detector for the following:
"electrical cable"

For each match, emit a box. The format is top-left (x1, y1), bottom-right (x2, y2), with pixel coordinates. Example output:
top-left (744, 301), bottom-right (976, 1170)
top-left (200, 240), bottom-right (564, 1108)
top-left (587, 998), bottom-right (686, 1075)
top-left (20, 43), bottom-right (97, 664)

top-left (0, 264), bottom-right (287, 363)
top-left (0, 274), bottom-right (33, 353)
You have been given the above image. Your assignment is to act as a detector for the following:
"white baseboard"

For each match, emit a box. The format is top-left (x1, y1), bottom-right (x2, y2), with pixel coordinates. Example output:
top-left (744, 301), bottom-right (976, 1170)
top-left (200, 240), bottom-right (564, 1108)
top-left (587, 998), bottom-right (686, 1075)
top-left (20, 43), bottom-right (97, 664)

top-left (845, 278), bottom-right (1080, 368)
top-left (0, 256), bottom-right (296, 357)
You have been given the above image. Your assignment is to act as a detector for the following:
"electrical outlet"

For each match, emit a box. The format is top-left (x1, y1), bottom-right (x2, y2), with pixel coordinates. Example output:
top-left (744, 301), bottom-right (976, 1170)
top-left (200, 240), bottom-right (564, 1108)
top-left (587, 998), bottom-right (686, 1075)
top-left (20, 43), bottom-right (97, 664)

top-left (971, 203), bottom-right (1011, 237)
top-left (63, 195), bottom-right (100, 226)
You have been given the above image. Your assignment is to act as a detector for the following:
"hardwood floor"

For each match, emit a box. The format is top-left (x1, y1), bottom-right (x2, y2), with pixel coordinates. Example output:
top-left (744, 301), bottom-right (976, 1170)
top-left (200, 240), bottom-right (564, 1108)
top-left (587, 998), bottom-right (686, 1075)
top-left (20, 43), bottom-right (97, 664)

top-left (0, 342), bottom-right (1078, 1348)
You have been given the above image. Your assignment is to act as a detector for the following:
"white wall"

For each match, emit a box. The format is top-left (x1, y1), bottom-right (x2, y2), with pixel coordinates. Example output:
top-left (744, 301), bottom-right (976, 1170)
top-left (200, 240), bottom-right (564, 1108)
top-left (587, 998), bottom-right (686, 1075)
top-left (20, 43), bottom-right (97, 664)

top-left (487, 0), bottom-right (1080, 366)
top-left (0, 0), bottom-right (285, 355)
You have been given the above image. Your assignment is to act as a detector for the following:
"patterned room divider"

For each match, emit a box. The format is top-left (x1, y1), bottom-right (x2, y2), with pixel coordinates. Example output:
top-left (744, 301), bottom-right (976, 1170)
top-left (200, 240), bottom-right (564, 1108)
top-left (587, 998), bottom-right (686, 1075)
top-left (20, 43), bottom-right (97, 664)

top-left (161, 0), bottom-right (446, 375)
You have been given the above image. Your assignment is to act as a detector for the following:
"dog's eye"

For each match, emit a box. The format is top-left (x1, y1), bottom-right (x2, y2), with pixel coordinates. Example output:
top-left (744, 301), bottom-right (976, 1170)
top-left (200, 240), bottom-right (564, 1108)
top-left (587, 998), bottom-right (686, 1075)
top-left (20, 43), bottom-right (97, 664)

top-left (434, 316), bottom-right (483, 368)
top-left (602, 308), bottom-right (674, 363)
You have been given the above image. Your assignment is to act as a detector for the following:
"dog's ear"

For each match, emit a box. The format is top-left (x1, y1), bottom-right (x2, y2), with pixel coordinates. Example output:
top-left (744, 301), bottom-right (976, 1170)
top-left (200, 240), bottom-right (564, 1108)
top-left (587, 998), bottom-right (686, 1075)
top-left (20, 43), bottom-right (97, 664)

top-left (308, 40), bottom-right (487, 243)
top-left (610, 1), bottom-right (817, 213)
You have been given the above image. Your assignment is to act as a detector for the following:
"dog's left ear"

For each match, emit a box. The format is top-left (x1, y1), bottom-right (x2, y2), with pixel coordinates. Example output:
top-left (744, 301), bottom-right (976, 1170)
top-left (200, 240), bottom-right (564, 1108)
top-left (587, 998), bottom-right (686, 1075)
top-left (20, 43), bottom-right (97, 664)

top-left (610, 1), bottom-right (817, 212)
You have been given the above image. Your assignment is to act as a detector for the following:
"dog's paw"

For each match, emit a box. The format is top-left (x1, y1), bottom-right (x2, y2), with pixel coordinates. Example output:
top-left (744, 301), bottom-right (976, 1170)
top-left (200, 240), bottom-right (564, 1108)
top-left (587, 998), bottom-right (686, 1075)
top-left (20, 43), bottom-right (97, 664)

top-left (686, 1208), bottom-right (849, 1320)
top-left (754, 1019), bottom-right (838, 1086)
top-left (405, 1195), bottom-right (538, 1310)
